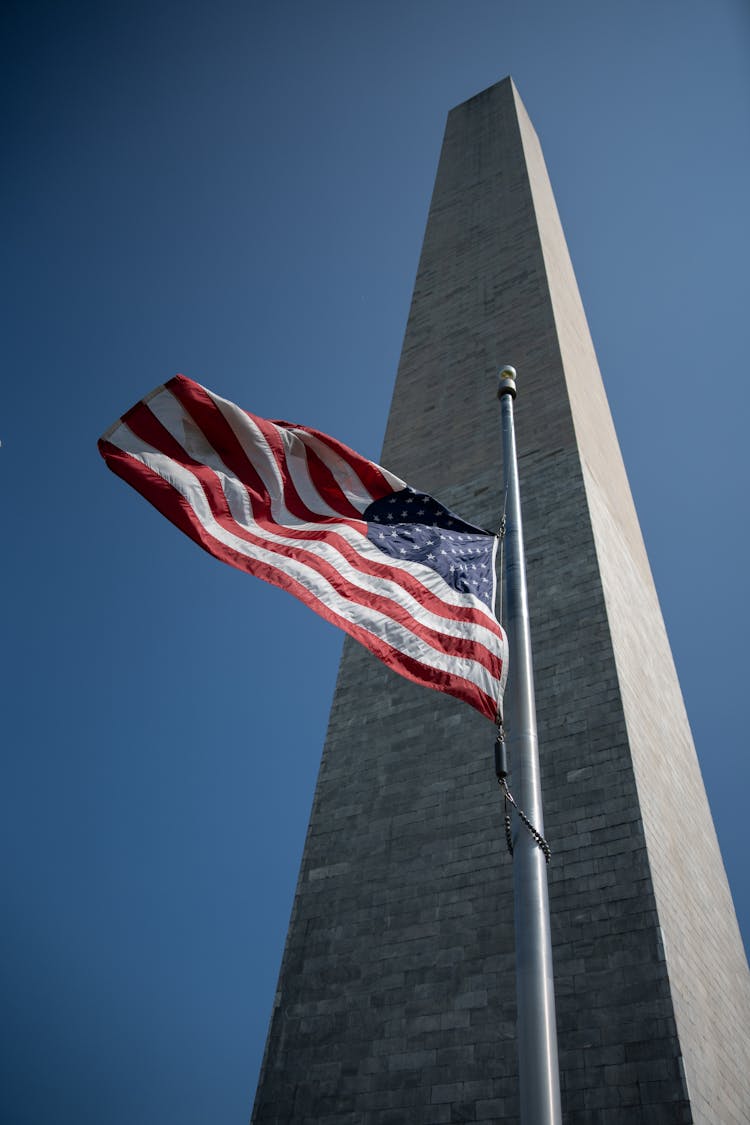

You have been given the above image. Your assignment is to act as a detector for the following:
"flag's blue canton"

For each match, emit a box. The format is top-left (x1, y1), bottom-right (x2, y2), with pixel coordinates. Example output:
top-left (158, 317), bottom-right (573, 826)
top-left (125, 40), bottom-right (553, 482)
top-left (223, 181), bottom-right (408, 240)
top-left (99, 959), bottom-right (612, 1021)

top-left (364, 487), bottom-right (497, 609)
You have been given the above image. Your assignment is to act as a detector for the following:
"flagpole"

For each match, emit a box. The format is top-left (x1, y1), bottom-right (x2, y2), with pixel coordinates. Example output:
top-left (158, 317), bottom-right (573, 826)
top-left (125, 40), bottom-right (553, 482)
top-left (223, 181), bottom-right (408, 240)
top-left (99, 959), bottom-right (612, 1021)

top-left (498, 367), bottom-right (562, 1125)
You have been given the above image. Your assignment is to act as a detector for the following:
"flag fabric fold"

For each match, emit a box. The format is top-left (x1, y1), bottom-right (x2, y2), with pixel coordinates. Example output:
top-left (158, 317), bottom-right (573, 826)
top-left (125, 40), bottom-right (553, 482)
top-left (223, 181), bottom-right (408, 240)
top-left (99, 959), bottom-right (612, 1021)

top-left (99, 375), bottom-right (508, 720)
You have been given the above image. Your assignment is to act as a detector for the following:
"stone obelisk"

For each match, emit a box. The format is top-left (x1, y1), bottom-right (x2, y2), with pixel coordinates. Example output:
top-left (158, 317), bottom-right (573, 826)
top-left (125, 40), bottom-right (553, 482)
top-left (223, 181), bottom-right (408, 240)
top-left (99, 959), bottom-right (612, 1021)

top-left (252, 77), bottom-right (750, 1125)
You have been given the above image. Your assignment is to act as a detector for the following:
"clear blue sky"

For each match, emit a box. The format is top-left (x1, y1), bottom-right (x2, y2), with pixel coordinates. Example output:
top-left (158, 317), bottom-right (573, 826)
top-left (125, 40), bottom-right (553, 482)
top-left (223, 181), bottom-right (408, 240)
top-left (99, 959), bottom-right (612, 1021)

top-left (3, 2), bottom-right (749, 1122)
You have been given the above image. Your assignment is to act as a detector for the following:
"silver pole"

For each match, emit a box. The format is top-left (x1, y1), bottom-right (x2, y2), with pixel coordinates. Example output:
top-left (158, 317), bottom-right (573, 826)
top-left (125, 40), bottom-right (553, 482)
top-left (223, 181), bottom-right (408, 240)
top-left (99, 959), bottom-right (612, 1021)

top-left (498, 367), bottom-right (562, 1125)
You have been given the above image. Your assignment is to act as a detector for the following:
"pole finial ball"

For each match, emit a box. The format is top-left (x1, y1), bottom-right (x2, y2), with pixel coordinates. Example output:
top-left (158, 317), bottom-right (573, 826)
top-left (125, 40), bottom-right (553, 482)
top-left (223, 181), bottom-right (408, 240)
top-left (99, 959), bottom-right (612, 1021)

top-left (497, 366), bottom-right (518, 400)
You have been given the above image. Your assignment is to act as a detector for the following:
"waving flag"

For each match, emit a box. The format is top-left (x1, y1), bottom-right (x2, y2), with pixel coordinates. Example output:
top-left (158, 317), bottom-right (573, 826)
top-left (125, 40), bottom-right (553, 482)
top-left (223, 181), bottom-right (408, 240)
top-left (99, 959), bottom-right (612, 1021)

top-left (99, 375), bottom-right (507, 720)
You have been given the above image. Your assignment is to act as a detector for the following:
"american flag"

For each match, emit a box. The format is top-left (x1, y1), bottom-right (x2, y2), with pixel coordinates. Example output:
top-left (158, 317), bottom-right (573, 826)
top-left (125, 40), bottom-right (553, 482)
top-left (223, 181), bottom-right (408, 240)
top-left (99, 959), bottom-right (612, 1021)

top-left (99, 375), bottom-right (508, 720)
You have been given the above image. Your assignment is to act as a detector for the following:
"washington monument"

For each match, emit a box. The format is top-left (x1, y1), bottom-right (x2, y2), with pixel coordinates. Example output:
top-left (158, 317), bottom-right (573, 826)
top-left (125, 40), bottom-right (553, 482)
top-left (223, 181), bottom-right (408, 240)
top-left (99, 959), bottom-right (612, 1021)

top-left (252, 78), bottom-right (750, 1125)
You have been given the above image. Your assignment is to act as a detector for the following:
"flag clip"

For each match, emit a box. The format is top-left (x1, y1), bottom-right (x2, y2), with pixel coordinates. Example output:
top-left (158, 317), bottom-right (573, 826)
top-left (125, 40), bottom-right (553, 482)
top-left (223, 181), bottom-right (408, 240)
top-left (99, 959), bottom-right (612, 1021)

top-left (494, 724), bottom-right (509, 780)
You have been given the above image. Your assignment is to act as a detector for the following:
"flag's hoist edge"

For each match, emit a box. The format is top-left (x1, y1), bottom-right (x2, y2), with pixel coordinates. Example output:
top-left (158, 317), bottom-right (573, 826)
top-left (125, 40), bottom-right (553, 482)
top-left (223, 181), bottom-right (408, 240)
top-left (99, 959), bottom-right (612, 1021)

top-left (99, 375), bottom-right (508, 720)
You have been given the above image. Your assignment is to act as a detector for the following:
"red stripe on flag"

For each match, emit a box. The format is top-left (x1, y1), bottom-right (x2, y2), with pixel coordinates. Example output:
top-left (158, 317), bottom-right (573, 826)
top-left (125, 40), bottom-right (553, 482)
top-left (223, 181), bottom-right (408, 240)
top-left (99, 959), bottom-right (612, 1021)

top-left (296, 444), bottom-right (365, 521)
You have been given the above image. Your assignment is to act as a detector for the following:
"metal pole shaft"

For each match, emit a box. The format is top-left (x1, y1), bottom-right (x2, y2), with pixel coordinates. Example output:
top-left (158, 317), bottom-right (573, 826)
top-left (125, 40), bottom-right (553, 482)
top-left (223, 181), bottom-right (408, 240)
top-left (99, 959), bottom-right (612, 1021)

top-left (498, 369), bottom-right (562, 1125)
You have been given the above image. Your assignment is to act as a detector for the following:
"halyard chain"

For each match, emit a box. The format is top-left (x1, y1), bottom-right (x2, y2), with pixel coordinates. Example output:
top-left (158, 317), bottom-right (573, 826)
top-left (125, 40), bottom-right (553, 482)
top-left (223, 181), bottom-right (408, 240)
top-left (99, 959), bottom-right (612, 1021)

top-left (495, 723), bottom-right (551, 864)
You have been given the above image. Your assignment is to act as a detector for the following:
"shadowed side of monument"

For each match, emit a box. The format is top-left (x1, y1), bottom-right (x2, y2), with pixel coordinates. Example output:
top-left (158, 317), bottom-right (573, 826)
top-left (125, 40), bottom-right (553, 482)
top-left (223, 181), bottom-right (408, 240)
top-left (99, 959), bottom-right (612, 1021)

top-left (252, 78), bottom-right (750, 1125)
